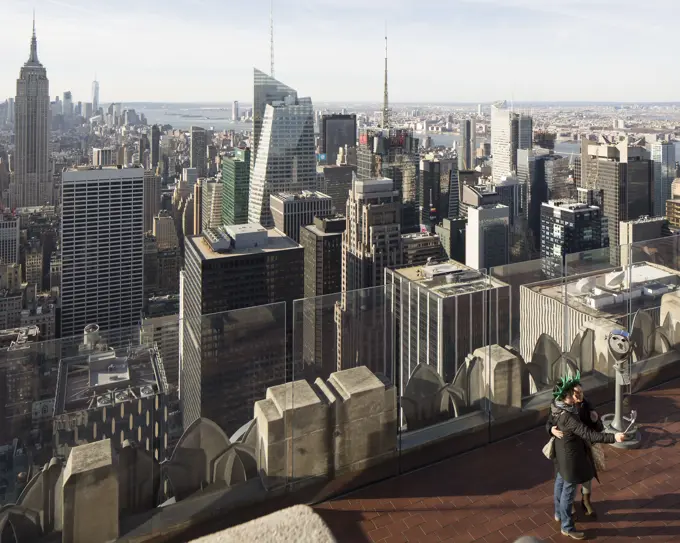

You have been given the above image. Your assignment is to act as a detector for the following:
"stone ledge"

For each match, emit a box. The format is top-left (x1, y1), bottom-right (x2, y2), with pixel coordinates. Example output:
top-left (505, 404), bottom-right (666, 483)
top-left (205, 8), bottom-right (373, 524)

top-left (189, 505), bottom-right (336, 543)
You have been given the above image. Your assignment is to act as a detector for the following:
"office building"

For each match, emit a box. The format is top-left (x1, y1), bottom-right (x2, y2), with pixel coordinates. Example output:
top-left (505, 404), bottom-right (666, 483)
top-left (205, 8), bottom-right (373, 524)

top-left (619, 215), bottom-right (674, 266)
top-left (318, 164), bottom-right (355, 213)
top-left (0, 325), bottom-right (42, 446)
top-left (335, 177), bottom-right (402, 376)
top-left (270, 191), bottom-right (332, 243)
top-left (91, 78), bottom-right (99, 114)
top-left (666, 178), bottom-right (680, 228)
top-left (540, 200), bottom-right (607, 278)
top-left (201, 178), bottom-right (222, 231)
top-left (150, 125), bottom-right (161, 169)
top-left (141, 295), bottom-right (180, 391)
top-left (652, 141), bottom-right (676, 217)
top-left (321, 114), bottom-right (357, 166)
top-left (0, 213), bottom-right (20, 265)
top-left (62, 91), bottom-right (73, 119)
top-left (419, 159), bottom-right (443, 230)
top-left (436, 218), bottom-right (466, 263)
top-left (193, 180), bottom-right (203, 235)
top-left (491, 101), bottom-right (517, 183)
top-left (299, 216), bottom-right (345, 377)
top-left (182, 167), bottom-right (198, 188)
top-left (518, 114), bottom-right (533, 150)
top-left (232, 100), bottom-right (239, 121)
top-left (144, 171), bottom-right (161, 233)
top-left (221, 148), bottom-right (250, 226)
top-left (386, 260), bottom-right (510, 387)
top-left (402, 232), bottom-right (443, 266)
top-left (520, 261), bottom-right (680, 362)
top-left (180, 224), bottom-right (303, 433)
top-left (12, 22), bottom-right (51, 207)
top-left (357, 128), bottom-right (420, 232)
top-left (248, 94), bottom-right (317, 227)
top-left (580, 138), bottom-right (653, 249)
top-left (341, 176), bottom-right (402, 291)
top-left (252, 68), bottom-right (297, 173)
top-left (458, 119), bottom-right (476, 171)
top-left (60, 167), bottom-right (144, 338)
top-left (24, 239), bottom-right (43, 288)
top-left (466, 203), bottom-right (510, 270)
top-left (52, 326), bottom-right (168, 460)
top-left (153, 210), bottom-right (179, 250)
top-left (190, 126), bottom-right (207, 178)
top-left (92, 148), bottom-right (115, 167)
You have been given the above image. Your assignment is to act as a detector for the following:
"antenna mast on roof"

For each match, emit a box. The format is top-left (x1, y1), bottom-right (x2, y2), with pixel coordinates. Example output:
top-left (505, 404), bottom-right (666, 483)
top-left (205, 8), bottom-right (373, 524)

top-left (381, 22), bottom-right (389, 129)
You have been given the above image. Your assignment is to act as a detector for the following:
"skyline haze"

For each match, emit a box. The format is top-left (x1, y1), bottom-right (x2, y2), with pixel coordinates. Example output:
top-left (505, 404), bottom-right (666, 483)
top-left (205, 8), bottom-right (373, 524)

top-left (3, 0), bottom-right (679, 104)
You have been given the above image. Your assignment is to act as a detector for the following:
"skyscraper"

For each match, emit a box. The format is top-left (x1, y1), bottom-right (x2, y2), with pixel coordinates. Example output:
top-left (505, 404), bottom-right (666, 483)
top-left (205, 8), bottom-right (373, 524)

top-left (299, 215), bottom-right (346, 377)
top-left (144, 171), bottom-right (161, 233)
top-left (251, 68), bottom-right (296, 174)
top-left (180, 224), bottom-right (303, 433)
top-left (580, 138), bottom-right (653, 249)
top-left (91, 77), bottom-right (99, 115)
top-left (190, 126), bottom-right (207, 178)
top-left (466, 202), bottom-right (510, 270)
top-left (62, 91), bottom-right (73, 119)
top-left (458, 119), bottom-right (476, 171)
top-left (651, 141), bottom-right (676, 217)
top-left (270, 191), bottom-right (332, 243)
top-left (336, 176), bottom-right (402, 376)
top-left (248, 94), bottom-right (317, 227)
top-left (201, 178), bottom-right (222, 231)
top-left (321, 114), bottom-right (357, 166)
top-left (150, 124), bottom-right (161, 170)
top-left (357, 128), bottom-right (420, 232)
top-left (491, 101), bottom-right (517, 183)
top-left (221, 148), bottom-right (251, 226)
top-left (518, 114), bottom-right (533, 150)
top-left (12, 19), bottom-right (51, 208)
top-left (0, 213), bottom-right (20, 266)
top-left (60, 167), bottom-right (144, 338)
top-left (540, 200), bottom-right (606, 278)
top-left (232, 100), bottom-right (239, 121)
top-left (341, 176), bottom-right (402, 291)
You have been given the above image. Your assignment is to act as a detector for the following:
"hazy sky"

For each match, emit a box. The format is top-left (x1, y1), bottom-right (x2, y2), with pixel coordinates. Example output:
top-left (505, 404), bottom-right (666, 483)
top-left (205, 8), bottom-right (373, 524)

top-left (2, 0), bottom-right (678, 104)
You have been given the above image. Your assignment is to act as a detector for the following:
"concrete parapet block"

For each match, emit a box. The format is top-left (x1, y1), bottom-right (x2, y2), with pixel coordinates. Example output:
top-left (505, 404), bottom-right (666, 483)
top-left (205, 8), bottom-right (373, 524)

top-left (327, 367), bottom-right (398, 475)
top-left (255, 379), bottom-right (330, 487)
top-left (475, 345), bottom-right (522, 414)
top-left (661, 290), bottom-right (680, 347)
top-left (62, 439), bottom-right (119, 543)
top-left (583, 318), bottom-right (620, 377)
top-left (188, 504), bottom-right (336, 543)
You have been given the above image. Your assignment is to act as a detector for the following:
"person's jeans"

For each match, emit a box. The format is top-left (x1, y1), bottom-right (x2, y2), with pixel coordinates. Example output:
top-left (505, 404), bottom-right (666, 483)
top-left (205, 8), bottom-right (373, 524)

top-left (554, 472), bottom-right (578, 533)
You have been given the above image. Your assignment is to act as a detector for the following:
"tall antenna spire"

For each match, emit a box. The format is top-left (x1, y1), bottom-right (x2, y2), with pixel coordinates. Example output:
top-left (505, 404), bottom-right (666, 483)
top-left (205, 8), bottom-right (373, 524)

top-left (270, 0), bottom-right (275, 77)
top-left (28, 10), bottom-right (39, 64)
top-left (382, 22), bottom-right (389, 129)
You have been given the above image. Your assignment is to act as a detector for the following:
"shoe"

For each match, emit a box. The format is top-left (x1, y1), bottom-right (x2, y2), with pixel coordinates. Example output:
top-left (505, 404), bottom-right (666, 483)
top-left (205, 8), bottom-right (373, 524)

top-left (581, 493), bottom-right (596, 518)
top-left (561, 530), bottom-right (585, 540)
top-left (555, 514), bottom-right (560, 522)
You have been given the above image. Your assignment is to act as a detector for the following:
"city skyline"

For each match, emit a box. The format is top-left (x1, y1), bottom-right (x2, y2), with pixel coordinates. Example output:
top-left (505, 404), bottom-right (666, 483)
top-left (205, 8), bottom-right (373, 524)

top-left (3, 0), bottom-right (680, 104)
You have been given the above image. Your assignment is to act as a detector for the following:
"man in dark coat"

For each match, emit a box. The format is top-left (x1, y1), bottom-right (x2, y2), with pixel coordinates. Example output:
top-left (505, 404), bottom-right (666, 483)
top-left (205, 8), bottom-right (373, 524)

top-left (547, 373), bottom-right (625, 540)
top-left (548, 384), bottom-right (604, 517)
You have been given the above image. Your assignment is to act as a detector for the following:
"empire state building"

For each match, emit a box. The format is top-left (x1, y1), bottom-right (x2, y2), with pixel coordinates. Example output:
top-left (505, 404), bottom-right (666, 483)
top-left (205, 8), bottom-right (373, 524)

top-left (12, 19), bottom-right (51, 207)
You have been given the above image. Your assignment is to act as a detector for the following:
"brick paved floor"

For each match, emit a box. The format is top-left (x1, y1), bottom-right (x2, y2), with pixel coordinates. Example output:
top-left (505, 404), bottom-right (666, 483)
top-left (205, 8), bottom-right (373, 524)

top-left (315, 379), bottom-right (680, 542)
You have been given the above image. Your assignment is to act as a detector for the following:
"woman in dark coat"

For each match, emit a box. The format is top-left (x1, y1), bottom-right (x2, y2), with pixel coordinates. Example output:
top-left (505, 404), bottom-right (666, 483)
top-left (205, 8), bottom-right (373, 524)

top-left (546, 373), bottom-right (625, 540)
top-left (547, 384), bottom-right (604, 516)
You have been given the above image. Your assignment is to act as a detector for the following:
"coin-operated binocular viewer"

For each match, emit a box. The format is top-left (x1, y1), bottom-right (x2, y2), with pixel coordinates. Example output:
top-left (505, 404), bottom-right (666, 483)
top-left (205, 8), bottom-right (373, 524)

top-left (601, 330), bottom-right (641, 449)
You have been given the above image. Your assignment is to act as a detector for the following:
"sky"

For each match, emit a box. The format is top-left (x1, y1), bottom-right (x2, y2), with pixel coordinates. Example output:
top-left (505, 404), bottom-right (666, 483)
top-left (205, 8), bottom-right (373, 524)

top-left (2, 0), bottom-right (679, 104)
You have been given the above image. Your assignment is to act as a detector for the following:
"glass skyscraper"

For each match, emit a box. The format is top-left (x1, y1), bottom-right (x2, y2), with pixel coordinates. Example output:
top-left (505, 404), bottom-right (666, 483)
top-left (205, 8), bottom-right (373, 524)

top-left (248, 95), bottom-right (317, 227)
